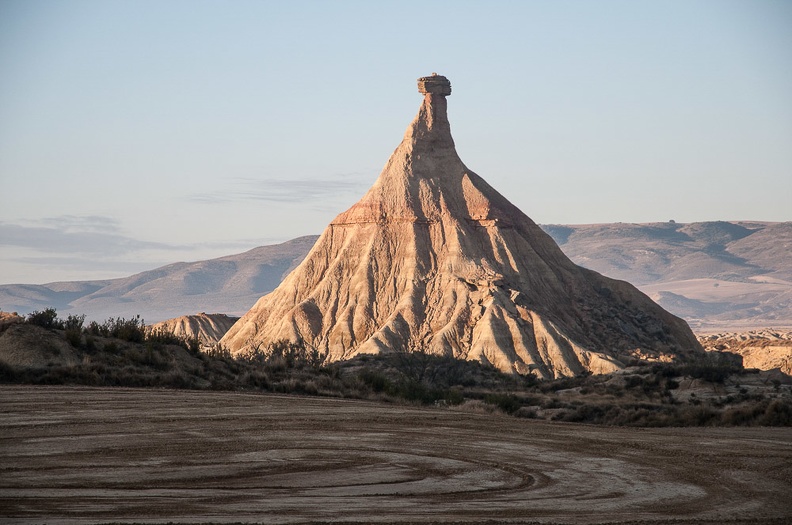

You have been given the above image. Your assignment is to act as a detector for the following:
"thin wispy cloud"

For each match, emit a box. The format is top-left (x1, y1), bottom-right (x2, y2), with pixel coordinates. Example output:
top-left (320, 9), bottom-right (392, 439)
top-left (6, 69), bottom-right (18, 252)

top-left (0, 217), bottom-right (180, 256)
top-left (36, 215), bottom-right (123, 234)
top-left (9, 256), bottom-right (164, 275)
top-left (189, 175), bottom-right (369, 205)
top-left (0, 215), bottom-right (295, 284)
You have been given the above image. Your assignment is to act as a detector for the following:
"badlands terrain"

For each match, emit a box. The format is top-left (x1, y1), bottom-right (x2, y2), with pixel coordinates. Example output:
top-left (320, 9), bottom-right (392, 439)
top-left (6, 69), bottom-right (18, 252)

top-left (2, 385), bottom-right (790, 524)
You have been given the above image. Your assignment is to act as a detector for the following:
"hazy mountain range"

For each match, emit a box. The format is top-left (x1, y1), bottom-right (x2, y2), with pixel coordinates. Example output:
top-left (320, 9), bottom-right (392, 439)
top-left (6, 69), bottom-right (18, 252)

top-left (543, 221), bottom-right (791, 331)
top-left (0, 236), bottom-right (318, 323)
top-left (1, 221), bottom-right (789, 330)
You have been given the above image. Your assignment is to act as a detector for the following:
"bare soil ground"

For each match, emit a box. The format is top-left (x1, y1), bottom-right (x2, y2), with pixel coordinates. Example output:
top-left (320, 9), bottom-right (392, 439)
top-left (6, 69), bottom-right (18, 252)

top-left (1, 386), bottom-right (791, 525)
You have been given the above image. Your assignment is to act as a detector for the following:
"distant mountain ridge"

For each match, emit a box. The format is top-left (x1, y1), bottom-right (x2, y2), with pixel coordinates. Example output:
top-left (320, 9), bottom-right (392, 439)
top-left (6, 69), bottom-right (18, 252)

top-left (541, 221), bottom-right (791, 330)
top-left (0, 222), bottom-right (789, 330)
top-left (0, 236), bottom-right (318, 323)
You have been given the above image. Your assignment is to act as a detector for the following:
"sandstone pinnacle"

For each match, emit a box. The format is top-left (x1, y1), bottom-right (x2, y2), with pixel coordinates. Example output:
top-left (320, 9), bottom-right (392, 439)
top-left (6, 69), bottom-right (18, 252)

top-left (220, 75), bottom-right (702, 378)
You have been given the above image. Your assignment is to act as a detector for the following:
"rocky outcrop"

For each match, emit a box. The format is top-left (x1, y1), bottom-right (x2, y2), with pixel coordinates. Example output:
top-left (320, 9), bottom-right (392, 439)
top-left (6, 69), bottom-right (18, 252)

top-left (0, 311), bottom-right (24, 332)
top-left (699, 330), bottom-right (792, 375)
top-left (0, 323), bottom-right (80, 369)
top-left (220, 75), bottom-right (702, 378)
top-left (149, 313), bottom-right (238, 348)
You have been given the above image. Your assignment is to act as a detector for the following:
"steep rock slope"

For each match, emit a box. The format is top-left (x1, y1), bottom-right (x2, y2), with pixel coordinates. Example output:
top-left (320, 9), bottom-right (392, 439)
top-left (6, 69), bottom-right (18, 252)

top-left (221, 75), bottom-right (701, 377)
top-left (148, 313), bottom-right (239, 348)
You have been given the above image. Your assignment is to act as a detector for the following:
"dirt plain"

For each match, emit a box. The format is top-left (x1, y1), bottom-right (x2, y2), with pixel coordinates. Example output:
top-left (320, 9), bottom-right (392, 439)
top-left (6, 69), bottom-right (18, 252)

top-left (1, 385), bottom-right (791, 525)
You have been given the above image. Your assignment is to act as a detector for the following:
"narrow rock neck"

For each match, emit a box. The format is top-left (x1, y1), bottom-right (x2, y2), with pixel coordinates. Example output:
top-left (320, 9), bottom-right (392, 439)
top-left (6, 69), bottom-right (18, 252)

top-left (408, 94), bottom-right (454, 150)
top-left (422, 94), bottom-right (449, 131)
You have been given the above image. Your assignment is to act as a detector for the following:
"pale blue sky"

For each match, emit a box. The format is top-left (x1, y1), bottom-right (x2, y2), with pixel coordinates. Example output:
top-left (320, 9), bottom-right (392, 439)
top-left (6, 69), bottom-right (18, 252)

top-left (1, 0), bottom-right (790, 284)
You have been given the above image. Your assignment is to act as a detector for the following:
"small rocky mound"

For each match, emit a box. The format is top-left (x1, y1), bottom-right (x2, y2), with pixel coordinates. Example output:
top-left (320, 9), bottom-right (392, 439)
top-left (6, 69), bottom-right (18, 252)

top-left (0, 323), bottom-right (81, 369)
top-left (698, 329), bottom-right (792, 375)
top-left (148, 313), bottom-right (239, 349)
top-left (0, 311), bottom-right (24, 332)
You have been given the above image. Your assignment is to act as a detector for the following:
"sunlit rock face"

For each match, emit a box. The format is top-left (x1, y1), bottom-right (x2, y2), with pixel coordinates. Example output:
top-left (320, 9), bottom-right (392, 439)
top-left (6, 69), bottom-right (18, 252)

top-left (150, 313), bottom-right (238, 348)
top-left (221, 75), bottom-right (702, 378)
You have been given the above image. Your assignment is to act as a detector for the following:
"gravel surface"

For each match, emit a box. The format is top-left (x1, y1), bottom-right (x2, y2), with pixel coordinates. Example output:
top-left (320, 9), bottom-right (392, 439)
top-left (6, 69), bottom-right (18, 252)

top-left (1, 385), bottom-right (790, 524)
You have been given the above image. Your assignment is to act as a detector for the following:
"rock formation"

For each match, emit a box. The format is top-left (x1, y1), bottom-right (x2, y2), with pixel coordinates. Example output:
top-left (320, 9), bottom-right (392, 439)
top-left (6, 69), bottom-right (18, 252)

top-left (221, 74), bottom-right (702, 378)
top-left (699, 330), bottom-right (792, 375)
top-left (149, 313), bottom-right (238, 349)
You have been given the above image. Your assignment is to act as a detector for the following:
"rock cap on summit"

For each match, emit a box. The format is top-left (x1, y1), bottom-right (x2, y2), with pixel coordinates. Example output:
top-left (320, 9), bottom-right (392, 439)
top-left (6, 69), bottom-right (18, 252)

top-left (417, 73), bottom-right (451, 96)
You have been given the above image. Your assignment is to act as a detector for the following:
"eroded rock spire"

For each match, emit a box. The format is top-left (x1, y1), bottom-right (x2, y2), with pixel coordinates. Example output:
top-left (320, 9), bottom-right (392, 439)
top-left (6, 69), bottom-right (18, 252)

top-left (220, 75), bottom-right (702, 378)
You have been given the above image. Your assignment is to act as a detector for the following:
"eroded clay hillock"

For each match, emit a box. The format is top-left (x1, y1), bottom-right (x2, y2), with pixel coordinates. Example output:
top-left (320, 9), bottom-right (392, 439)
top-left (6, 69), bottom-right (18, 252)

top-left (699, 329), bottom-right (792, 375)
top-left (220, 74), bottom-right (702, 378)
top-left (149, 313), bottom-right (238, 349)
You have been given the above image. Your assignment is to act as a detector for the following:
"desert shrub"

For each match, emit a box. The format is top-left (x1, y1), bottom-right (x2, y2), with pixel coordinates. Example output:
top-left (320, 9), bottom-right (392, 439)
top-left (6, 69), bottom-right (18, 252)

top-left (63, 314), bottom-right (85, 332)
top-left (679, 353), bottom-right (742, 383)
top-left (85, 320), bottom-right (109, 337)
top-left (553, 403), bottom-right (613, 423)
top-left (128, 343), bottom-right (171, 370)
top-left (65, 328), bottom-right (82, 347)
top-left (394, 379), bottom-right (433, 403)
top-left (185, 336), bottom-right (201, 354)
top-left (720, 403), bottom-right (766, 426)
top-left (484, 393), bottom-right (522, 414)
top-left (26, 308), bottom-right (61, 329)
top-left (146, 327), bottom-right (186, 346)
top-left (623, 374), bottom-right (667, 397)
top-left (542, 398), bottom-right (567, 409)
top-left (456, 399), bottom-right (498, 414)
top-left (538, 372), bottom-right (592, 393)
top-left (205, 343), bottom-right (232, 359)
top-left (758, 399), bottom-right (792, 426)
top-left (443, 387), bottom-right (465, 405)
top-left (104, 316), bottom-right (146, 343)
top-left (160, 370), bottom-right (196, 389)
top-left (241, 370), bottom-right (270, 389)
top-left (243, 339), bottom-right (327, 371)
top-left (0, 361), bottom-right (17, 382)
top-left (604, 383), bottom-right (626, 397)
top-left (514, 406), bottom-right (539, 418)
top-left (358, 369), bottom-right (392, 393)
top-left (677, 405), bottom-right (719, 426)
top-left (146, 328), bottom-right (200, 354)
top-left (63, 314), bottom-right (86, 347)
